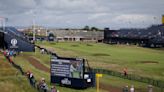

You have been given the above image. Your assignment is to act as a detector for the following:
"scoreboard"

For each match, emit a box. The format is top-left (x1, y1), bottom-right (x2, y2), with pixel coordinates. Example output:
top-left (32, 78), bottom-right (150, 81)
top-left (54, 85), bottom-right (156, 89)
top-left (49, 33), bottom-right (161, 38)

top-left (50, 55), bottom-right (95, 88)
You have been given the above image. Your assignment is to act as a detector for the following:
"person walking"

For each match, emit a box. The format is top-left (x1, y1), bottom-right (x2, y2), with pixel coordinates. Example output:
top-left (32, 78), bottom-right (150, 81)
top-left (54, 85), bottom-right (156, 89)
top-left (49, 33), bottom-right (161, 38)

top-left (148, 85), bottom-right (153, 92)
top-left (26, 71), bottom-right (35, 87)
top-left (130, 85), bottom-right (134, 92)
top-left (123, 86), bottom-right (129, 92)
top-left (40, 78), bottom-right (48, 92)
top-left (51, 86), bottom-right (57, 92)
top-left (123, 68), bottom-right (128, 76)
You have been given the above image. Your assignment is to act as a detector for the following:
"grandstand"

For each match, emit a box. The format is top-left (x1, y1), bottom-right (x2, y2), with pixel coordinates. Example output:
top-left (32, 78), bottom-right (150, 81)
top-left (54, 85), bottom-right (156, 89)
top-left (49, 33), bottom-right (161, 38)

top-left (104, 24), bottom-right (164, 47)
top-left (0, 27), bottom-right (34, 51)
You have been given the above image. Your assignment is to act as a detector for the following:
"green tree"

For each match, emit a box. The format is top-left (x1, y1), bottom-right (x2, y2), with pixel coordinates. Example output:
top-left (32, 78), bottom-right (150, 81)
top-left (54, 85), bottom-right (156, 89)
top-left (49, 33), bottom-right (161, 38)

top-left (83, 25), bottom-right (90, 31)
top-left (91, 27), bottom-right (99, 31)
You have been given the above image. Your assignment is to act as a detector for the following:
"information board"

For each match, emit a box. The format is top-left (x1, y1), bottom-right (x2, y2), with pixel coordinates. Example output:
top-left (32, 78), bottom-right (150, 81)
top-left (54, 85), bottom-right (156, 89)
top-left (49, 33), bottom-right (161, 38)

top-left (51, 56), bottom-right (84, 79)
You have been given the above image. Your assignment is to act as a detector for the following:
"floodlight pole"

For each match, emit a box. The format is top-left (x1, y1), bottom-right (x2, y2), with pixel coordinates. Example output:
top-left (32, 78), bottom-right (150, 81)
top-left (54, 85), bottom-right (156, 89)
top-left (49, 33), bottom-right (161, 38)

top-left (33, 12), bottom-right (36, 41)
top-left (3, 18), bottom-right (6, 31)
top-left (0, 17), bottom-right (6, 31)
top-left (33, 19), bottom-right (35, 41)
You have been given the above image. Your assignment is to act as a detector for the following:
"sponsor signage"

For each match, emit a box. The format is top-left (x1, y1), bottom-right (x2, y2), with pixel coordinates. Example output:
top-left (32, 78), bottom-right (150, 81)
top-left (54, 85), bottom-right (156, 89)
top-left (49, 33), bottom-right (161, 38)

top-left (51, 55), bottom-right (95, 88)
top-left (61, 78), bottom-right (71, 85)
top-left (10, 38), bottom-right (18, 48)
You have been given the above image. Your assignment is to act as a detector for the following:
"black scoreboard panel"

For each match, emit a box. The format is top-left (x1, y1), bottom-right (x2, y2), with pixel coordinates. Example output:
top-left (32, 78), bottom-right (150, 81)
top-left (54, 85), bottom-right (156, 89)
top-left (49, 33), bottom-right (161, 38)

top-left (51, 56), bottom-right (84, 79)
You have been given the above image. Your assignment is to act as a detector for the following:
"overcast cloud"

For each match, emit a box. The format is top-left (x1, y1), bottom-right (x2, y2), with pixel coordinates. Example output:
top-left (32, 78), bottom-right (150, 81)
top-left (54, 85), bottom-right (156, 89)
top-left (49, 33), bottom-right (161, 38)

top-left (0, 0), bottom-right (164, 29)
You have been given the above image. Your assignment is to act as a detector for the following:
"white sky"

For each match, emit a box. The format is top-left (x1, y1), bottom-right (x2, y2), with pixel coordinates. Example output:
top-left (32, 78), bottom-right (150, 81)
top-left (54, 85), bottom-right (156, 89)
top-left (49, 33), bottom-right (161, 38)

top-left (0, 0), bottom-right (164, 29)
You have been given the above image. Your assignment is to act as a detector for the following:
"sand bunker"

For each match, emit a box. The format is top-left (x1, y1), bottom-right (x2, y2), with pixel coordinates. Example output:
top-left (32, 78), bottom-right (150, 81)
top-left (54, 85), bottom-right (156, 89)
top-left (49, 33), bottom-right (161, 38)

top-left (92, 53), bottom-right (110, 56)
top-left (140, 61), bottom-right (159, 64)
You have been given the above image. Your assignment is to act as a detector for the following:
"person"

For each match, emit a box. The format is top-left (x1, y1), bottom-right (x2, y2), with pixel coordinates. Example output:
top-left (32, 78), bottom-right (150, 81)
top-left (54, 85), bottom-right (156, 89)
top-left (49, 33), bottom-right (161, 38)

top-left (37, 79), bottom-right (43, 91)
top-left (148, 85), bottom-right (153, 92)
top-left (3, 50), bottom-right (7, 56)
top-left (26, 71), bottom-right (36, 87)
top-left (13, 50), bottom-right (17, 57)
top-left (51, 86), bottom-right (57, 92)
top-left (9, 56), bottom-right (14, 64)
top-left (70, 64), bottom-right (76, 77)
top-left (123, 86), bottom-right (129, 92)
top-left (9, 50), bottom-right (14, 57)
top-left (40, 78), bottom-right (48, 92)
top-left (130, 85), bottom-right (134, 92)
top-left (76, 62), bottom-right (83, 78)
top-left (41, 49), bottom-right (45, 54)
top-left (123, 68), bottom-right (128, 76)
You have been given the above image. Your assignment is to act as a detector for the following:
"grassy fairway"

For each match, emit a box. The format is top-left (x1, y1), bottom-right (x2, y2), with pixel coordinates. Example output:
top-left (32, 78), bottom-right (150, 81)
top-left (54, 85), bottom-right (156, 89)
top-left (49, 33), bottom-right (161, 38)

top-left (36, 41), bottom-right (164, 81)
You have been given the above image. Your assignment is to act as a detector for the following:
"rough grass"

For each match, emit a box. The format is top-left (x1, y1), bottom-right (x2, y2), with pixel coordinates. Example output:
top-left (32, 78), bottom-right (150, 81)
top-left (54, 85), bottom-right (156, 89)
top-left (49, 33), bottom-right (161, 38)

top-left (0, 55), bottom-right (37, 92)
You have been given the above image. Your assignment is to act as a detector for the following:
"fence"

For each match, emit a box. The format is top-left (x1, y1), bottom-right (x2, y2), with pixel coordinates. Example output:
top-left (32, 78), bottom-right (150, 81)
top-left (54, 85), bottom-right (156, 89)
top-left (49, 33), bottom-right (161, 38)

top-left (88, 68), bottom-right (164, 89)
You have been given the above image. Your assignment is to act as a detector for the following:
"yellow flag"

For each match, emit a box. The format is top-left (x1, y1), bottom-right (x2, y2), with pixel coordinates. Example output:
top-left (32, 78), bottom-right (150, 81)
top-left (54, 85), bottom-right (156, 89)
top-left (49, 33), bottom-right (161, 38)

top-left (96, 74), bottom-right (103, 77)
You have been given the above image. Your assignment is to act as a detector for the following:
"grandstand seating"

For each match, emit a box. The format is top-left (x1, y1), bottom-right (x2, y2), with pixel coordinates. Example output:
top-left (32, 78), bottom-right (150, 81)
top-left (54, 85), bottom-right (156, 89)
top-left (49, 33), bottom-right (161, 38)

top-left (0, 27), bottom-right (34, 52)
top-left (104, 25), bottom-right (164, 47)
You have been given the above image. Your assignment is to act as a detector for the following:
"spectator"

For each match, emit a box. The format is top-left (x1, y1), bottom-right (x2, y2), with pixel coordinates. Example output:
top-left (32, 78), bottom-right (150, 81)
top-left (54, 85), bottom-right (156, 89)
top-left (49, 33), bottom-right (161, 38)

top-left (26, 71), bottom-right (36, 87)
top-left (130, 85), bottom-right (134, 92)
top-left (3, 50), bottom-right (7, 56)
top-left (40, 78), bottom-right (48, 92)
top-left (13, 50), bottom-right (17, 57)
top-left (9, 50), bottom-right (14, 57)
top-left (41, 49), bottom-right (45, 54)
top-left (123, 86), bottom-right (129, 92)
top-left (123, 68), bottom-right (128, 76)
top-left (148, 85), bottom-right (153, 92)
top-left (6, 50), bottom-right (9, 57)
top-left (51, 86), bottom-right (57, 92)
top-left (37, 79), bottom-right (43, 91)
top-left (9, 56), bottom-right (14, 64)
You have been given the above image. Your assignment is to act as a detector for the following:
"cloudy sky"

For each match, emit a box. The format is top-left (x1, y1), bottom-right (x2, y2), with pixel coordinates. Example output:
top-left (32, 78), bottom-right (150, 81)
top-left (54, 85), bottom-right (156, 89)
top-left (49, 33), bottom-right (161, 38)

top-left (0, 0), bottom-right (164, 29)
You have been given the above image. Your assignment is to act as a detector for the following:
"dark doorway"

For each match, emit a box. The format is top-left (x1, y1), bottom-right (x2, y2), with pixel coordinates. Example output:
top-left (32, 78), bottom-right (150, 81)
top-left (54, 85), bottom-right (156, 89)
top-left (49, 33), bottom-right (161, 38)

top-left (0, 32), bottom-right (4, 49)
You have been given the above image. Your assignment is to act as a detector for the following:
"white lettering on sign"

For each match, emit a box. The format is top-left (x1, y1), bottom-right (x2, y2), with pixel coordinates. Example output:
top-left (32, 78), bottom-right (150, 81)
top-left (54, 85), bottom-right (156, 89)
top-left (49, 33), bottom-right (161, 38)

top-left (61, 78), bottom-right (71, 85)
